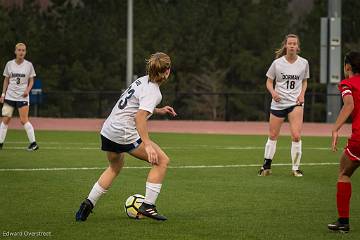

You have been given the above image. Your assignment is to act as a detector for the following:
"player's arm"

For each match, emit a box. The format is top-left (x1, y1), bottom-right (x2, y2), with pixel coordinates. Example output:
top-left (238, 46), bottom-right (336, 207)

top-left (0, 77), bottom-right (9, 103)
top-left (297, 79), bottom-right (308, 105)
top-left (135, 109), bottom-right (158, 165)
top-left (266, 78), bottom-right (280, 102)
top-left (23, 77), bottom-right (34, 97)
top-left (331, 95), bottom-right (354, 151)
top-left (154, 106), bottom-right (177, 116)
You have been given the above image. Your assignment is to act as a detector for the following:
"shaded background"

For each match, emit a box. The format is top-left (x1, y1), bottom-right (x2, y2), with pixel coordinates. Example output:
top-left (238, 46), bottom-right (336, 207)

top-left (0, 0), bottom-right (359, 121)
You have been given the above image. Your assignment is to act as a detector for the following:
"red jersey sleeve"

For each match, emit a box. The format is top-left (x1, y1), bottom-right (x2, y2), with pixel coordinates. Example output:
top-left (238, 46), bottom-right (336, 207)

top-left (338, 79), bottom-right (353, 98)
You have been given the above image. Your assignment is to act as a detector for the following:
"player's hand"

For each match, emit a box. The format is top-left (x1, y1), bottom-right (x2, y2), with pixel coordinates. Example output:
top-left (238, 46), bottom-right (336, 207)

top-left (156, 106), bottom-right (177, 117)
top-left (271, 92), bottom-right (281, 102)
top-left (145, 143), bottom-right (159, 165)
top-left (22, 90), bottom-right (29, 97)
top-left (332, 130), bottom-right (338, 152)
top-left (297, 95), bottom-right (305, 105)
top-left (0, 96), bottom-right (4, 104)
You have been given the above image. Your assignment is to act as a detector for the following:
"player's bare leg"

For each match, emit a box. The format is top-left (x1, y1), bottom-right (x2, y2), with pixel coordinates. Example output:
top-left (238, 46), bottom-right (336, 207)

top-left (18, 105), bottom-right (38, 151)
top-left (328, 154), bottom-right (360, 233)
top-left (76, 152), bottom-right (125, 221)
top-left (259, 113), bottom-right (284, 176)
top-left (0, 116), bottom-right (11, 149)
top-left (98, 152), bottom-right (125, 189)
top-left (130, 142), bottom-right (169, 220)
top-left (288, 106), bottom-right (304, 176)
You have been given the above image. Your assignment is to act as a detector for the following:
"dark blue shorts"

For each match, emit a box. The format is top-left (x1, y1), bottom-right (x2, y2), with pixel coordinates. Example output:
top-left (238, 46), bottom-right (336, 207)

top-left (270, 104), bottom-right (303, 118)
top-left (100, 135), bottom-right (142, 153)
top-left (4, 99), bottom-right (29, 108)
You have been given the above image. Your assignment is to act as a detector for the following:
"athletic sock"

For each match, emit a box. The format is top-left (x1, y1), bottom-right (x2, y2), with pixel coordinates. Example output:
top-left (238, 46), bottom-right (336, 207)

top-left (263, 138), bottom-right (277, 168)
top-left (337, 182), bottom-right (352, 220)
top-left (0, 122), bottom-right (8, 143)
top-left (144, 182), bottom-right (162, 205)
top-left (291, 141), bottom-right (302, 171)
top-left (23, 122), bottom-right (36, 143)
top-left (87, 181), bottom-right (107, 206)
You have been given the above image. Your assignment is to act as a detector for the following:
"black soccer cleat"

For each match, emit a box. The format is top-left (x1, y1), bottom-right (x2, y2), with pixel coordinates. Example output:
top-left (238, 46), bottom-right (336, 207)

top-left (138, 202), bottom-right (167, 221)
top-left (328, 220), bottom-right (350, 233)
top-left (292, 169), bottom-right (304, 177)
top-left (75, 199), bottom-right (94, 222)
top-left (258, 167), bottom-right (272, 176)
top-left (0, 143), bottom-right (3, 150)
top-left (27, 142), bottom-right (39, 151)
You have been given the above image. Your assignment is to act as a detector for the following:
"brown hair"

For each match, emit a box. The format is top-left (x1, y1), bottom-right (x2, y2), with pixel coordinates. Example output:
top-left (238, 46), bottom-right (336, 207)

top-left (344, 51), bottom-right (360, 74)
top-left (15, 42), bottom-right (26, 50)
top-left (275, 34), bottom-right (300, 59)
top-left (146, 52), bottom-right (171, 84)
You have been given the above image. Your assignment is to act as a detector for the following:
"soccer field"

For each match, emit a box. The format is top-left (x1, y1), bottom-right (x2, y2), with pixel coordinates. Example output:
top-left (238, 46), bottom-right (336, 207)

top-left (0, 130), bottom-right (359, 240)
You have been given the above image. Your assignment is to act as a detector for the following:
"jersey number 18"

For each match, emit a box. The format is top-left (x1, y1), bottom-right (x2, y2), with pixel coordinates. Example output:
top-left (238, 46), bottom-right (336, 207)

top-left (286, 80), bottom-right (295, 89)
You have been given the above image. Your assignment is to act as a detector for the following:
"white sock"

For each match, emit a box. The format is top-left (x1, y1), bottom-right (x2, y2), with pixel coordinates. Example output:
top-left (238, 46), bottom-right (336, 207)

top-left (144, 182), bottom-right (162, 205)
top-left (23, 122), bottom-right (36, 143)
top-left (87, 181), bottom-right (107, 206)
top-left (0, 122), bottom-right (8, 143)
top-left (264, 138), bottom-right (277, 160)
top-left (291, 141), bottom-right (302, 171)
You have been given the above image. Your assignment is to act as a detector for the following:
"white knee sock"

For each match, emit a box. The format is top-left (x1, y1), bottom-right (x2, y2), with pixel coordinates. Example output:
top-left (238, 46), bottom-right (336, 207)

top-left (264, 138), bottom-right (277, 160)
top-left (291, 141), bottom-right (302, 171)
top-left (87, 181), bottom-right (107, 206)
top-left (0, 122), bottom-right (8, 143)
top-left (144, 182), bottom-right (162, 205)
top-left (23, 122), bottom-right (36, 143)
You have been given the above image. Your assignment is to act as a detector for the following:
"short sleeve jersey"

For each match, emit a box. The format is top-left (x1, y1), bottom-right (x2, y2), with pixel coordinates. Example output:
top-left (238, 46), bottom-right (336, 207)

top-left (3, 59), bottom-right (36, 102)
top-left (100, 75), bottom-right (162, 144)
top-left (338, 75), bottom-right (360, 141)
top-left (266, 56), bottom-right (310, 110)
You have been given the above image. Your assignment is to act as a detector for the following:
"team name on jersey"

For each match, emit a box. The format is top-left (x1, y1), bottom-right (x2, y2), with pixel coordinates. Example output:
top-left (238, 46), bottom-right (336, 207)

top-left (10, 72), bottom-right (26, 78)
top-left (281, 73), bottom-right (300, 80)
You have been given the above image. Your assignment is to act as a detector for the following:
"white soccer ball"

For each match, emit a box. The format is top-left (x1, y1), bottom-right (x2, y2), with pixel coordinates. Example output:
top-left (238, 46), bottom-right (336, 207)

top-left (124, 194), bottom-right (145, 219)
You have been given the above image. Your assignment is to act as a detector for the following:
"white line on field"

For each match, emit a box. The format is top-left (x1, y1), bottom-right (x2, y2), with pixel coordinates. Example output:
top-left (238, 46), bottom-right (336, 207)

top-left (0, 162), bottom-right (338, 172)
top-left (2, 146), bottom-right (332, 151)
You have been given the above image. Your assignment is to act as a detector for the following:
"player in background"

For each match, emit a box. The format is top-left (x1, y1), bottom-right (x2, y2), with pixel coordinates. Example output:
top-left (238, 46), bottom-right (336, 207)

top-left (258, 34), bottom-right (309, 177)
top-left (76, 52), bottom-right (176, 222)
top-left (328, 51), bottom-right (360, 233)
top-left (0, 43), bottom-right (38, 151)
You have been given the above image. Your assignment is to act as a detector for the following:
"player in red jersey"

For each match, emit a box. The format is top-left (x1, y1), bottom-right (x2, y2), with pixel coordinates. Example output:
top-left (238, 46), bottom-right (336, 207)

top-left (328, 51), bottom-right (360, 233)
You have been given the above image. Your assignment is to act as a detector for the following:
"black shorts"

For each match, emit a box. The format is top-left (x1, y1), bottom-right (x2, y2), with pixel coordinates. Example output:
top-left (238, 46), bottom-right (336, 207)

top-left (270, 104), bottom-right (303, 118)
top-left (100, 135), bottom-right (142, 153)
top-left (4, 99), bottom-right (29, 108)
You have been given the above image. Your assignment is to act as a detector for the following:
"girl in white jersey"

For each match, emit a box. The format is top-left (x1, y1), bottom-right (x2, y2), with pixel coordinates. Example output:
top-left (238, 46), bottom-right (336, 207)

top-left (258, 34), bottom-right (309, 177)
top-left (76, 52), bottom-right (176, 221)
top-left (0, 43), bottom-right (38, 151)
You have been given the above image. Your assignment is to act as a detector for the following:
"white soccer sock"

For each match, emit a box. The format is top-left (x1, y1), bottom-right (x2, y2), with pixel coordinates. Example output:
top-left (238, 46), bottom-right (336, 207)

top-left (23, 122), bottom-right (36, 143)
top-left (144, 182), bottom-right (162, 205)
top-left (264, 138), bottom-right (277, 160)
top-left (0, 122), bottom-right (8, 143)
top-left (87, 181), bottom-right (107, 206)
top-left (291, 141), bottom-right (302, 171)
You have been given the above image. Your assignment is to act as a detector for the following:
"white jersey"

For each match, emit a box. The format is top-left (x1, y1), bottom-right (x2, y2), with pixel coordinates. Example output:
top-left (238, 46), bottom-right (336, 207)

top-left (266, 56), bottom-right (309, 110)
top-left (101, 75), bottom-right (162, 144)
top-left (3, 59), bottom-right (36, 102)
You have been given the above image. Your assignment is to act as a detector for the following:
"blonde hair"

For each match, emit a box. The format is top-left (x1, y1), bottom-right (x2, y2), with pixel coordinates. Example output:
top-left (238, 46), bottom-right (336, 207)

top-left (15, 42), bottom-right (26, 50)
top-left (275, 34), bottom-right (300, 59)
top-left (146, 52), bottom-right (171, 84)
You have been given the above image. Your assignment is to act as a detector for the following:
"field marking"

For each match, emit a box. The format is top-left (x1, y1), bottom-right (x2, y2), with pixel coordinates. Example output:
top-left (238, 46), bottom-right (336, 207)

top-left (0, 162), bottom-right (339, 172)
top-left (3, 146), bottom-right (332, 151)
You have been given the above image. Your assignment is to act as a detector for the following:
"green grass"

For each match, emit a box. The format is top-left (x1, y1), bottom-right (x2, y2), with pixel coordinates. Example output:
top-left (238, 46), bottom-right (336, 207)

top-left (0, 130), bottom-right (359, 240)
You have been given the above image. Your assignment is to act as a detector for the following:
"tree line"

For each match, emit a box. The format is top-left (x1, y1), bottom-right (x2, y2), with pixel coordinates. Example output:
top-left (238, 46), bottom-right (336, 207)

top-left (0, 0), bottom-right (359, 120)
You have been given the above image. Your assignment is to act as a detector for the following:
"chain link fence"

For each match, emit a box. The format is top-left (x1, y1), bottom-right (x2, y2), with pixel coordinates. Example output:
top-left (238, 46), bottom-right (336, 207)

top-left (27, 91), bottom-right (340, 122)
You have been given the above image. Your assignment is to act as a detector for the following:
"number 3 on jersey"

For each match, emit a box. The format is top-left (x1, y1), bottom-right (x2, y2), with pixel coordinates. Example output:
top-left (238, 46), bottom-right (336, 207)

top-left (118, 85), bottom-right (135, 110)
top-left (286, 80), bottom-right (295, 89)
